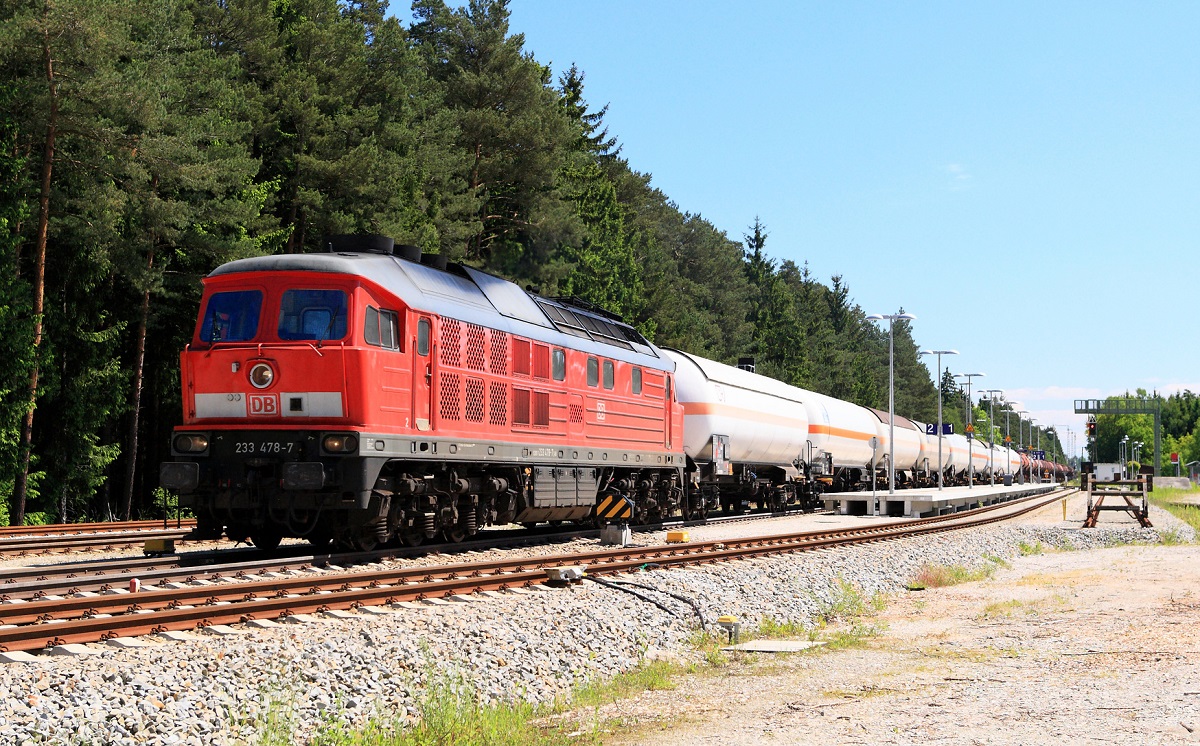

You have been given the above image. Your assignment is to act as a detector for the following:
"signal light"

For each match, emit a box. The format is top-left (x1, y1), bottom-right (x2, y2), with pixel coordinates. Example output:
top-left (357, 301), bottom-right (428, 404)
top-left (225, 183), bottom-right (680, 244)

top-left (322, 434), bottom-right (358, 453)
top-left (173, 433), bottom-right (210, 453)
top-left (1086, 421), bottom-right (1096, 436)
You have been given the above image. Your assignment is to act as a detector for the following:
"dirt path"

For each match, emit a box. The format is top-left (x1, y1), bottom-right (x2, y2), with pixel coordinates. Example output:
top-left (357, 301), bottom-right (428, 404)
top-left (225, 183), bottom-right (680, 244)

top-left (598, 544), bottom-right (1200, 745)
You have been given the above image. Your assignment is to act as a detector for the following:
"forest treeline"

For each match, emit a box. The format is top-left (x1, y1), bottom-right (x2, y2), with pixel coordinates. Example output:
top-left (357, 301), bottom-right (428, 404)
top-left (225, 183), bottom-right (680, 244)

top-left (0, 0), bottom-right (948, 524)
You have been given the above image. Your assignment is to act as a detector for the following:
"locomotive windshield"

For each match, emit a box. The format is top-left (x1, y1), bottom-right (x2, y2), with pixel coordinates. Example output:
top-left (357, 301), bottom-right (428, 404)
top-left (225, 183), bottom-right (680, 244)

top-left (199, 290), bottom-right (263, 343)
top-left (277, 289), bottom-right (348, 342)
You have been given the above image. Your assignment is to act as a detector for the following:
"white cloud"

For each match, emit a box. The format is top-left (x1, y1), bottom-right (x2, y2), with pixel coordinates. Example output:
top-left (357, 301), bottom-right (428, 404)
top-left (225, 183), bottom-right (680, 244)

top-left (945, 163), bottom-right (972, 191)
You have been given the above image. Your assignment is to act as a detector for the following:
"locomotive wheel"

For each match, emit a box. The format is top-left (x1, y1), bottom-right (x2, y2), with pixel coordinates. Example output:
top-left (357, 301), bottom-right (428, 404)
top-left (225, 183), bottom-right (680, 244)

top-left (442, 526), bottom-right (467, 543)
top-left (352, 534), bottom-right (379, 552)
top-left (250, 532), bottom-right (282, 551)
top-left (397, 524), bottom-right (425, 547)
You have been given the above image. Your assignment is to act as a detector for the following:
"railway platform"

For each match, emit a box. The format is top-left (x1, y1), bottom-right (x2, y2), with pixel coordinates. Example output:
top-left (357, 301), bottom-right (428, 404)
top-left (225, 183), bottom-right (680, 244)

top-left (824, 481), bottom-right (1061, 518)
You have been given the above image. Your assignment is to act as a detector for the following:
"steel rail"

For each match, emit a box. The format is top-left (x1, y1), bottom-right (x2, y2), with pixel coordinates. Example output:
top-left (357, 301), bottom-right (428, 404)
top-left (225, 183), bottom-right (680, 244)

top-left (0, 518), bottom-right (195, 538)
top-left (0, 487), bottom-right (1073, 652)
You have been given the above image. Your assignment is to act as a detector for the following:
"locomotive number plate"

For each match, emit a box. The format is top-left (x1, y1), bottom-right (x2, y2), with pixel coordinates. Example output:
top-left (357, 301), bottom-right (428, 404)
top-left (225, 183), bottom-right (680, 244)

top-left (233, 440), bottom-right (298, 455)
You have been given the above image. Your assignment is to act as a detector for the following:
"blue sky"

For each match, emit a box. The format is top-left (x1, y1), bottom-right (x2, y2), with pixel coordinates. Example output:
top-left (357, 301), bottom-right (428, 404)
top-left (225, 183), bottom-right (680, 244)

top-left (502, 0), bottom-right (1200, 457)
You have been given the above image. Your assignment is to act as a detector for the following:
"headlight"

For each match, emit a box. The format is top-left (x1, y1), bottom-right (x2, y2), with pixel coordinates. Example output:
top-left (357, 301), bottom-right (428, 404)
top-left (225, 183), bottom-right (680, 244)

top-left (173, 433), bottom-right (210, 453)
top-left (249, 362), bottom-right (274, 389)
top-left (322, 434), bottom-right (358, 453)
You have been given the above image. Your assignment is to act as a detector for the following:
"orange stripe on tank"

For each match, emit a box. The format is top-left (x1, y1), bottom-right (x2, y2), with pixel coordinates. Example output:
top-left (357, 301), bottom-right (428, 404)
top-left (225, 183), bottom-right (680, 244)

top-left (680, 401), bottom-right (806, 429)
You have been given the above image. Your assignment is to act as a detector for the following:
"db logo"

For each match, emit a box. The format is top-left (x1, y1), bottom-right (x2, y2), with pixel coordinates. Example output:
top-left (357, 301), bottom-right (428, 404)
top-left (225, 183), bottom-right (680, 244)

top-left (248, 394), bottom-right (279, 416)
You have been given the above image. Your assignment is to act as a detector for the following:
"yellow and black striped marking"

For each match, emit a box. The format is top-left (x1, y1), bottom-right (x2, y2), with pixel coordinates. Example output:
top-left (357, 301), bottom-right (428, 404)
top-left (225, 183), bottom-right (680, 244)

top-left (596, 494), bottom-right (633, 521)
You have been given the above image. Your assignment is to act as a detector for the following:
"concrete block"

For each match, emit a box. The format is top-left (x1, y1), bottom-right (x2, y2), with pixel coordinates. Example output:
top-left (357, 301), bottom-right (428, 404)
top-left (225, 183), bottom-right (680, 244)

top-left (46, 644), bottom-right (98, 657)
top-left (199, 624), bottom-right (243, 636)
top-left (105, 637), bottom-right (153, 649)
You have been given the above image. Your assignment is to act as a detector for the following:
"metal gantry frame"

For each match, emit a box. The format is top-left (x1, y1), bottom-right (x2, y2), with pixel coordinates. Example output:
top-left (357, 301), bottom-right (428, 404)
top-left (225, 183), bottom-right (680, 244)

top-left (1073, 398), bottom-right (1162, 476)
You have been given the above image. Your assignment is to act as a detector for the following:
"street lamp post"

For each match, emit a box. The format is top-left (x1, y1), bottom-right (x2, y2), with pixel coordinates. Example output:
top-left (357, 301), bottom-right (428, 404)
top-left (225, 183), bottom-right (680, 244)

top-left (1030, 419), bottom-right (1038, 482)
top-left (866, 311), bottom-right (916, 497)
top-left (955, 372), bottom-right (985, 488)
top-left (918, 349), bottom-right (958, 490)
top-left (983, 390), bottom-right (1003, 485)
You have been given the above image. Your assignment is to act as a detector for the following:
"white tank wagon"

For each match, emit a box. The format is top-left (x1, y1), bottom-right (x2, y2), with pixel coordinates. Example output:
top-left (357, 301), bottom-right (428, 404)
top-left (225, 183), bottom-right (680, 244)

top-left (943, 433), bottom-right (972, 482)
top-left (666, 350), bottom-right (822, 512)
top-left (970, 439), bottom-right (993, 478)
top-left (867, 409), bottom-right (926, 486)
top-left (666, 349), bottom-right (888, 511)
top-left (1004, 446), bottom-right (1022, 478)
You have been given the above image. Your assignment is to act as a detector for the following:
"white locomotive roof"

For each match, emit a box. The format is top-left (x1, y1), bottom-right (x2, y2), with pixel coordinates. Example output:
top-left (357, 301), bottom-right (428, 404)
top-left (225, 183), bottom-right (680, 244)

top-left (208, 252), bottom-right (671, 371)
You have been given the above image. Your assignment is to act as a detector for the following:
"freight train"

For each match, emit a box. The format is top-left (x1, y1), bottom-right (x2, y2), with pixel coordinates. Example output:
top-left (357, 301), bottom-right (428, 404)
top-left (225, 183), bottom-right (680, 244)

top-left (160, 235), bottom-right (1068, 550)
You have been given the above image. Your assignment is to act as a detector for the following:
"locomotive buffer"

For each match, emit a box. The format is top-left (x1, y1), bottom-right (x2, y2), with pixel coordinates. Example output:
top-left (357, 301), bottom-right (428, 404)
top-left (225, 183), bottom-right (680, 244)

top-left (596, 494), bottom-right (634, 546)
top-left (1080, 462), bottom-right (1153, 528)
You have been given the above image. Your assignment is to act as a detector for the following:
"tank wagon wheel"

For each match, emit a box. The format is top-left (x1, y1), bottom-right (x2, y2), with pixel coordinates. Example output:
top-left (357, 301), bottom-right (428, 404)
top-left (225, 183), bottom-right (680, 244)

top-left (250, 533), bottom-right (282, 551)
top-left (520, 522), bottom-right (539, 530)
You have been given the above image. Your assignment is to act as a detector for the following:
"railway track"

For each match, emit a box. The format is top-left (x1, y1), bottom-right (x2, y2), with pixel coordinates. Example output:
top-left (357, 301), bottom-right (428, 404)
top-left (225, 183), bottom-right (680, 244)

top-left (0, 486), bottom-right (1073, 653)
top-left (0, 527), bottom-right (199, 558)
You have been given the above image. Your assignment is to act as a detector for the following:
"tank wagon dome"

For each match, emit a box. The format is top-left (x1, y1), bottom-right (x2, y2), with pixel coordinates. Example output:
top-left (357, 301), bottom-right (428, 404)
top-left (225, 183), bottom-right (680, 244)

top-left (207, 243), bottom-right (670, 371)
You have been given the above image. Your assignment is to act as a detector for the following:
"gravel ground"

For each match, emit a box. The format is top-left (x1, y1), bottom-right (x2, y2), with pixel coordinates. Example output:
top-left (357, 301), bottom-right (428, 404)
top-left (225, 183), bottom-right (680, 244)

top-left (0, 497), bottom-right (1192, 745)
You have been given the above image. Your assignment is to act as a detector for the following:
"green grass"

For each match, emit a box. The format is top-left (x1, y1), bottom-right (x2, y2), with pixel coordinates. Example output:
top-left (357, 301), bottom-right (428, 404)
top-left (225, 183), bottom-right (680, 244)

top-left (906, 555), bottom-right (1007, 590)
top-left (754, 615), bottom-right (810, 640)
top-left (571, 660), bottom-right (680, 709)
top-left (812, 576), bottom-right (887, 625)
top-left (255, 672), bottom-right (601, 746)
top-left (1016, 539), bottom-right (1045, 556)
top-left (1147, 487), bottom-right (1200, 539)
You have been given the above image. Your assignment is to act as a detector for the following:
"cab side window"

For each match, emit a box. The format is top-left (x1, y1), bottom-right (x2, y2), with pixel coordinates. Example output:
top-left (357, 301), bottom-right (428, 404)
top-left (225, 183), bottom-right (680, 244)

top-left (587, 357), bottom-right (598, 387)
top-left (364, 306), bottom-right (400, 350)
top-left (552, 349), bottom-right (566, 381)
top-left (632, 367), bottom-right (642, 394)
top-left (417, 318), bottom-right (431, 356)
top-left (603, 360), bottom-right (614, 390)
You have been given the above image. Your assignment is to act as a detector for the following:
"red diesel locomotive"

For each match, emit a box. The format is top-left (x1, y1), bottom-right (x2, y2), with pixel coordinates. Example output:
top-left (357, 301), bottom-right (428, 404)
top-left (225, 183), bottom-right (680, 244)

top-left (160, 236), bottom-right (699, 550)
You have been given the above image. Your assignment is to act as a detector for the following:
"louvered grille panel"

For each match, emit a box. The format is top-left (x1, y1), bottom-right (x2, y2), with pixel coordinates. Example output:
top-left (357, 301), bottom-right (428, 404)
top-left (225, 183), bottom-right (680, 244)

top-left (441, 320), bottom-right (461, 367)
top-left (533, 392), bottom-right (550, 427)
top-left (440, 373), bottom-right (461, 420)
top-left (489, 382), bottom-right (507, 425)
top-left (490, 331), bottom-right (508, 375)
top-left (533, 345), bottom-right (549, 379)
top-left (513, 388), bottom-right (530, 426)
top-left (465, 324), bottom-right (485, 370)
top-left (465, 377), bottom-right (485, 422)
top-left (513, 339), bottom-right (530, 375)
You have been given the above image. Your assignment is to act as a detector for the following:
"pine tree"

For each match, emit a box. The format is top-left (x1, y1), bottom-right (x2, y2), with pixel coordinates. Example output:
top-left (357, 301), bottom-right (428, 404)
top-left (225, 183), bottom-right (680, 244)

top-left (411, 0), bottom-right (577, 276)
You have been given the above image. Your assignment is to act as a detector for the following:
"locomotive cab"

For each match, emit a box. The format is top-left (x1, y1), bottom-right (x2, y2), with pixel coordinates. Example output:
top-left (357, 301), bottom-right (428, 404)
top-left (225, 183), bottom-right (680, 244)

top-left (162, 271), bottom-right (402, 549)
